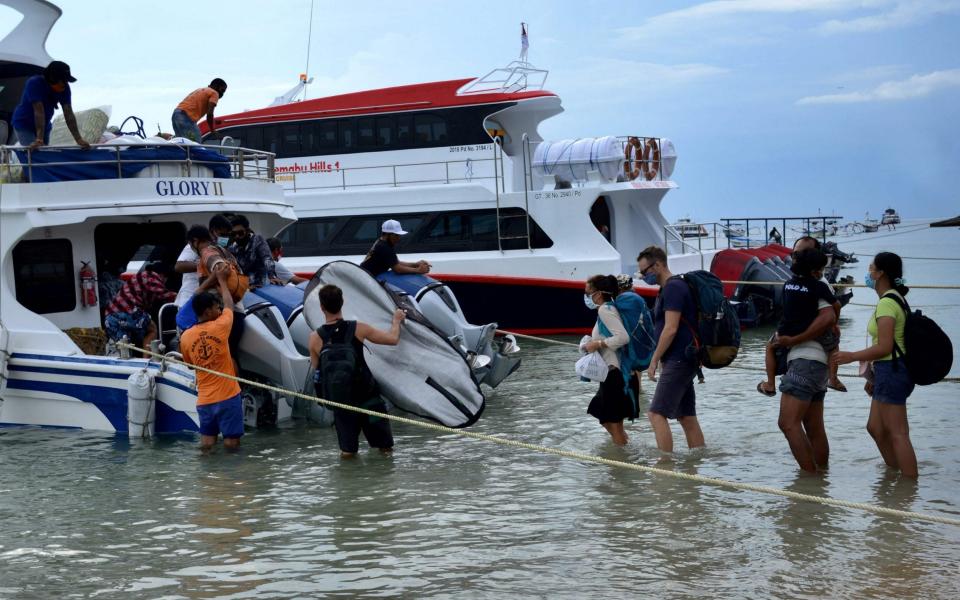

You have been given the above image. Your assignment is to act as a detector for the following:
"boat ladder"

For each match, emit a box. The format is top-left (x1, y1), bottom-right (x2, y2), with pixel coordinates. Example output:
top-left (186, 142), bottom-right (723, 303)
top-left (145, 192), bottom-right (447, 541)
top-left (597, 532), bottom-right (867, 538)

top-left (495, 134), bottom-right (532, 251)
top-left (0, 317), bottom-right (10, 404)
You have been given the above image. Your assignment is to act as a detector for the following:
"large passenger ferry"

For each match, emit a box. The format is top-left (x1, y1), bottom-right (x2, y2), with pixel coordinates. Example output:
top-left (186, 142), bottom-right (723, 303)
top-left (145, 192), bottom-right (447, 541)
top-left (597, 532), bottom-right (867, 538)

top-left (204, 58), bottom-right (704, 334)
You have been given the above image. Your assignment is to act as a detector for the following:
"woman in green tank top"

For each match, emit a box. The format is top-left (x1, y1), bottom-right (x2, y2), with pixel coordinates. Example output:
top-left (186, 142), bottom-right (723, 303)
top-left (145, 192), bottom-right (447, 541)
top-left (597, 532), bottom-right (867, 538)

top-left (833, 252), bottom-right (916, 477)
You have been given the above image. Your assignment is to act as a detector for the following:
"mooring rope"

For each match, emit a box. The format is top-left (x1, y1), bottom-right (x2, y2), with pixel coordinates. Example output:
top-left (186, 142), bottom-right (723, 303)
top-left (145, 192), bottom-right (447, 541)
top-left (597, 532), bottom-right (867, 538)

top-left (718, 281), bottom-right (960, 289)
top-left (119, 343), bottom-right (960, 527)
top-left (493, 331), bottom-right (960, 383)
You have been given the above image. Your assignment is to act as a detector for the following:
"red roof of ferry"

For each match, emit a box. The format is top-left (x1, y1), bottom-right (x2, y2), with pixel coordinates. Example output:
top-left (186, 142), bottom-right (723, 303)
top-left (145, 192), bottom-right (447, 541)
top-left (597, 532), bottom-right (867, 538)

top-left (207, 78), bottom-right (557, 131)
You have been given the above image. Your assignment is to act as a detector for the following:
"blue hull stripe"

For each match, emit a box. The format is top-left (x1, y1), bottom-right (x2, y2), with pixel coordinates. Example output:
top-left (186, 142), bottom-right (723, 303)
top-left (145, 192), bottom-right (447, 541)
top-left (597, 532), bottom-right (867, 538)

top-left (10, 352), bottom-right (194, 379)
top-left (6, 378), bottom-right (128, 431)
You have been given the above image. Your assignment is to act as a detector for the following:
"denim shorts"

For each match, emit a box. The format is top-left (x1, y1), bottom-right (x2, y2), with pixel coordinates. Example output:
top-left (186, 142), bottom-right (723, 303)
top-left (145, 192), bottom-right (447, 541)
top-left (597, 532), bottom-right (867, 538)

top-left (198, 393), bottom-right (245, 438)
top-left (650, 360), bottom-right (697, 420)
top-left (779, 358), bottom-right (828, 403)
top-left (872, 360), bottom-right (914, 405)
top-left (171, 109), bottom-right (202, 142)
top-left (104, 309), bottom-right (152, 344)
top-left (15, 127), bottom-right (51, 145)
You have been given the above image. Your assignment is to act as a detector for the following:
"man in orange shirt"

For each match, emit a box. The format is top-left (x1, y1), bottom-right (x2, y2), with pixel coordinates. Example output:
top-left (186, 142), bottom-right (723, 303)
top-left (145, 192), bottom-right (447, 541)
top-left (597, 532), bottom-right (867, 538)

top-left (171, 78), bottom-right (227, 142)
top-left (180, 267), bottom-right (244, 450)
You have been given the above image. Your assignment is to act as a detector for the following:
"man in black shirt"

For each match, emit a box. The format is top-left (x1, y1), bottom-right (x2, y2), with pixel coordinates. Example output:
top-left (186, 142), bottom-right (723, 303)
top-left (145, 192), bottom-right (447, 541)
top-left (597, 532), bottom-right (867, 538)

top-left (360, 219), bottom-right (431, 277)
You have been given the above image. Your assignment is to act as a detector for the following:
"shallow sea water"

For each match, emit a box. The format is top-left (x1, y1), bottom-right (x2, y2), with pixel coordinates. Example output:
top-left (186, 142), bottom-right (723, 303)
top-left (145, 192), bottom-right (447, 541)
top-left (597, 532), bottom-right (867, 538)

top-left (1, 222), bottom-right (959, 599)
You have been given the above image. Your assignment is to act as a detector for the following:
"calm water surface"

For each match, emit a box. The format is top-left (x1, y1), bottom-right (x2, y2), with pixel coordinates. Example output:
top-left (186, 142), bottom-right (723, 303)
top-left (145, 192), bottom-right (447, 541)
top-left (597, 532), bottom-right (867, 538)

top-left (1, 222), bottom-right (959, 598)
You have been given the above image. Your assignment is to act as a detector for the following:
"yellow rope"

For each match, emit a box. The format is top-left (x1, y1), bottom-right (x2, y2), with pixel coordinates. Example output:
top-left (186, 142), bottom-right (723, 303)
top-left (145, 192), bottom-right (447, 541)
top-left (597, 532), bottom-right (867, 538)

top-left (495, 330), bottom-right (960, 384)
top-left (119, 343), bottom-right (960, 528)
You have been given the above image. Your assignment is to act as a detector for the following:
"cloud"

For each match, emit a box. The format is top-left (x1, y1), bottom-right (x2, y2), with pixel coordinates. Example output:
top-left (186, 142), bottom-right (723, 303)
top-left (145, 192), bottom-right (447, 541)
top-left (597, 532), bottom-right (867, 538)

top-left (796, 69), bottom-right (960, 104)
top-left (618, 0), bottom-right (958, 43)
top-left (556, 59), bottom-right (728, 92)
top-left (817, 0), bottom-right (960, 34)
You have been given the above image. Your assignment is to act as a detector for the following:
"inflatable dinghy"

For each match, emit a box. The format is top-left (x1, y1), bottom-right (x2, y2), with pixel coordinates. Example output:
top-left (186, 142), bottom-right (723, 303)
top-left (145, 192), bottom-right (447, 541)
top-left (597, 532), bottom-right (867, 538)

top-left (302, 261), bottom-right (485, 428)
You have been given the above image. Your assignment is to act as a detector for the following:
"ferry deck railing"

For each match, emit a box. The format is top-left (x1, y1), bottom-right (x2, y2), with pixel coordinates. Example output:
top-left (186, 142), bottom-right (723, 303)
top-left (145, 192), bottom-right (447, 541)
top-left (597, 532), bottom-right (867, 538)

top-left (0, 143), bottom-right (276, 183)
top-left (280, 143), bottom-right (506, 193)
top-left (719, 216), bottom-right (845, 249)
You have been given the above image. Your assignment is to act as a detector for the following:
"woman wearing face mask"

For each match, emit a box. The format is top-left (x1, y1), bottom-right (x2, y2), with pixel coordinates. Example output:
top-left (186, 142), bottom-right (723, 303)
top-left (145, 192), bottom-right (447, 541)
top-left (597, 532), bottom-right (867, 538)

top-left (582, 274), bottom-right (634, 445)
top-left (833, 252), bottom-right (917, 477)
top-left (11, 61), bottom-right (90, 150)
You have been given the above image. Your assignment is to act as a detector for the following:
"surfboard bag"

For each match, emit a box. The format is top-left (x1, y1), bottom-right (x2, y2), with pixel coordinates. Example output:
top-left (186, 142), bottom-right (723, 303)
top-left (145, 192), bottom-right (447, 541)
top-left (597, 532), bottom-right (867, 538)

top-left (302, 261), bottom-right (485, 428)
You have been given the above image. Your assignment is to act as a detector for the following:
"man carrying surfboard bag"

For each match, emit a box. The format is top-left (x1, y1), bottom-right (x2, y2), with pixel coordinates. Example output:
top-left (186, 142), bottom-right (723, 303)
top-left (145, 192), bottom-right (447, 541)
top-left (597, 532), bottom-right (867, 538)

top-left (308, 284), bottom-right (406, 458)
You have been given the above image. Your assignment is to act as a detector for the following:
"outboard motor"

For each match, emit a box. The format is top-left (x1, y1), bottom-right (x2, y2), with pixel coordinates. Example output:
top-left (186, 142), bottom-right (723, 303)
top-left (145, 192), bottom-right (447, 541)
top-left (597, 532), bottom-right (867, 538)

top-left (235, 292), bottom-right (326, 427)
top-left (377, 271), bottom-right (520, 388)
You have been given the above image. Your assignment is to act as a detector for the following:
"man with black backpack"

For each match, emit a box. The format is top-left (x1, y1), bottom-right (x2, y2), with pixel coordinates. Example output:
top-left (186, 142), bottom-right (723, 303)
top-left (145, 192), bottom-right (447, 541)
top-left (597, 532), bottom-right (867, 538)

top-left (637, 246), bottom-right (706, 453)
top-left (308, 284), bottom-right (406, 458)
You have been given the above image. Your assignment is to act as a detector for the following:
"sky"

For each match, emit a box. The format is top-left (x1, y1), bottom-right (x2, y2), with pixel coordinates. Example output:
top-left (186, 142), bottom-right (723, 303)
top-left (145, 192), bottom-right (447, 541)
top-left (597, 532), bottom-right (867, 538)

top-left (4, 0), bottom-right (960, 220)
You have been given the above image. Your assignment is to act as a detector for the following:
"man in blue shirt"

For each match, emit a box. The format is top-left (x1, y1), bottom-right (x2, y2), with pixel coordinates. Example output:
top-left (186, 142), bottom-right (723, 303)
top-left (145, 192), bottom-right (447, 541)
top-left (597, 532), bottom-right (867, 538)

top-left (637, 245), bottom-right (706, 453)
top-left (11, 61), bottom-right (90, 150)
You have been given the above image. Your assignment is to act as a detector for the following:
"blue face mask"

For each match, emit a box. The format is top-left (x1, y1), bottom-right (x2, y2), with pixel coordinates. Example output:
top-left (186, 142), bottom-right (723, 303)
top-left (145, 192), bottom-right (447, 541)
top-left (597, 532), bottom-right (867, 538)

top-left (864, 273), bottom-right (876, 289)
top-left (584, 293), bottom-right (599, 310)
top-left (217, 236), bottom-right (230, 248)
top-left (643, 273), bottom-right (658, 286)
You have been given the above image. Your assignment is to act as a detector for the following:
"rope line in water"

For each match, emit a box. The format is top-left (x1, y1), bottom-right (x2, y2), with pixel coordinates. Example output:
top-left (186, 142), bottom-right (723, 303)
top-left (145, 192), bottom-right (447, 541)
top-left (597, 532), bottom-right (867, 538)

top-left (718, 281), bottom-right (960, 289)
top-left (119, 343), bottom-right (960, 527)
top-left (494, 331), bottom-right (960, 383)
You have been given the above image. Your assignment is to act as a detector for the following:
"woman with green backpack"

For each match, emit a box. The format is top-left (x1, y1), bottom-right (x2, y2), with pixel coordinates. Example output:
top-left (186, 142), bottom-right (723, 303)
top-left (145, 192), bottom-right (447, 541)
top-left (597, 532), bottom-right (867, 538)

top-left (833, 252), bottom-right (917, 478)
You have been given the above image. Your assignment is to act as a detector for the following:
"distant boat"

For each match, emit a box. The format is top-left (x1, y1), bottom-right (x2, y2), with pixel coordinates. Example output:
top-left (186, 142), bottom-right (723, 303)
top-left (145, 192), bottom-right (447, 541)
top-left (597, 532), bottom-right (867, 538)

top-left (673, 217), bottom-right (709, 238)
top-left (862, 214), bottom-right (879, 233)
top-left (881, 208), bottom-right (900, 226)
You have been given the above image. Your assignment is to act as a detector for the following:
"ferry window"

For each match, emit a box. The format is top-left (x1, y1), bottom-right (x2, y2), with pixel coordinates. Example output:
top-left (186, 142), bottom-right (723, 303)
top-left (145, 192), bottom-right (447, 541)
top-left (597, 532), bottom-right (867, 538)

top-left (357, 118), bottom-right (375, 147)
top-left (277, 217), bottom-right (340, 256)
top-left (376, 117), bottom-right (394, 147)
top-left (422, 214), bottom-right (466, 242)
top-left (281, 124), bottom-right (300, 156)
top-left (339, 120), bottom-right (355, 150)
top-left (397, 115), bottom-right (412, 146)
top-left (317, 121), bottom-right (337, 149)
top-left (299, 123), bottom-right (318, 155)
top-left (471, 212), bottom-right (499, 241)
top-left (12, 238), bottom-right (76, 314)
top-left (414, 114), bottom-right (447, 145)
top-left (262, 125), bottom-right (280, 155)
top-left (335, 214), bottom-right (427, 246)
top-left (244, 126), bottom-right (263, 151)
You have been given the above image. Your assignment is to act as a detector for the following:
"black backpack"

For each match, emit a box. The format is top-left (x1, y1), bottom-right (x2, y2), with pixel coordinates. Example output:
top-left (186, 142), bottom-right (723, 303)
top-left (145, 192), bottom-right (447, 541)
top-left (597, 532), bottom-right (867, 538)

top-left (882, 293), bottom-right (953, 385)
top-left (673, 271), bottom-right (741, 369)
top-left (316, 321), bottom-right (376, 405)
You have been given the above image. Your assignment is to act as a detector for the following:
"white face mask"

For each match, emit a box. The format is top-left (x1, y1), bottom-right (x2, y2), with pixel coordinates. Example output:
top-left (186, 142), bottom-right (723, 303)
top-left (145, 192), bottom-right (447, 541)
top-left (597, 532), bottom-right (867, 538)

top-left (584, 293), bottom-right (599, 310)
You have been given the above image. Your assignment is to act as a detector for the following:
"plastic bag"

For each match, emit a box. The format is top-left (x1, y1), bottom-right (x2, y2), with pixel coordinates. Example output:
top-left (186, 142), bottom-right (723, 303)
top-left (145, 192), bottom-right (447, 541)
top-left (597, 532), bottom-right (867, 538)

top-left (576, 351), bottom-right (609, 383)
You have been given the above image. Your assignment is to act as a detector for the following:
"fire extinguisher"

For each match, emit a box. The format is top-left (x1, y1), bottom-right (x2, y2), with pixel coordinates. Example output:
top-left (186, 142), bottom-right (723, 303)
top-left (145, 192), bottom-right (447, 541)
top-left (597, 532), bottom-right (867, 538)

top-left (79, 261), bottom-right (98, 307)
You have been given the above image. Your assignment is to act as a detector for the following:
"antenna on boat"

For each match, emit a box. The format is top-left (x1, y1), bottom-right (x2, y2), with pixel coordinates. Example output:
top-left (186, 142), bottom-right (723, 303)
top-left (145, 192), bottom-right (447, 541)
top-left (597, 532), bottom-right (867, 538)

top-left (519, 22), bottom-right (529, 64)
top-left (303, 0), bottom-right (315, 101)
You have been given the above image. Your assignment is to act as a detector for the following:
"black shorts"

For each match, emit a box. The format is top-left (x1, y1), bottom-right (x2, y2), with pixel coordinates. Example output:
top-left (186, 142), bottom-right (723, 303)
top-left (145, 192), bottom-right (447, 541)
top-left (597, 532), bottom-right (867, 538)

top-left (333, 400), bottom-right (394, 453)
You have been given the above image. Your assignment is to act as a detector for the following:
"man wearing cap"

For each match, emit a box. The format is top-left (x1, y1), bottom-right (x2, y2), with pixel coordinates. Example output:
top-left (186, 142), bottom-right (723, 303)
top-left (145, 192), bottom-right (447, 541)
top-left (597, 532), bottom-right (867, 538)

top-left (11, 61), bottom-right (90, 150)
top-left (360, 220), bottom-right (431, 277)
top-left (172, 78), bottom-right (227, 142)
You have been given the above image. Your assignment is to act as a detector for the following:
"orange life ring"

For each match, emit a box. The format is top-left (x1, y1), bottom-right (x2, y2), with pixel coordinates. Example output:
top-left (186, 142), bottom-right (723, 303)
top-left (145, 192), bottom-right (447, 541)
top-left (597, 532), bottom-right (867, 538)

top-left (623, 136), bottom-right (642, 180)
top-left (641, 138), bottom-right (660, 181)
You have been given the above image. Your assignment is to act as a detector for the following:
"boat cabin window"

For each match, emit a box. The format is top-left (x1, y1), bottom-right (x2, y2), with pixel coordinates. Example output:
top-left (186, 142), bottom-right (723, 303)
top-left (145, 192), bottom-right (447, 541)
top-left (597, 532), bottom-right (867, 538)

top-left (357, 118), bottom-right (376, 148)
top-left (12, 238), bottom-right (77, 314)
top-left (278, 209), bottom-right (552, 257)
top-left (211, 104), bottom-right (508, 159)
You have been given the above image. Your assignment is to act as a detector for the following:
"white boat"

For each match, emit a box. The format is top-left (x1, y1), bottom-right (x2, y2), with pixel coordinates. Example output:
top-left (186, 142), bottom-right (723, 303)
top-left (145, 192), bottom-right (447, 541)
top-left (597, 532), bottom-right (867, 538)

top-left (202, 50), bottom-right (706, 334)
top-left (673, 218), bottom-right (710, 238)
top-left (881, 208), bottom-right (900, 225)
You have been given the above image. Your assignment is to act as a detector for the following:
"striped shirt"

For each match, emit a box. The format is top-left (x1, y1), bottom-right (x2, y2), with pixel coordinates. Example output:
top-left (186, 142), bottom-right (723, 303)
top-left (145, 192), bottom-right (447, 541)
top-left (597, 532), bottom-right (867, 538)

top-left (105, 271), bottom-right (176, 315)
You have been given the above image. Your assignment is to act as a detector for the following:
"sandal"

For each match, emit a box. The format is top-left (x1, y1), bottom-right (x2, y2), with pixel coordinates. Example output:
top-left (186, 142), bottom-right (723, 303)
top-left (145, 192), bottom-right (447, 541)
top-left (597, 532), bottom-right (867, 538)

top-left (756, 382), bottom-right (776, 397)
top-left (827, 381), bottom-right (848, 392)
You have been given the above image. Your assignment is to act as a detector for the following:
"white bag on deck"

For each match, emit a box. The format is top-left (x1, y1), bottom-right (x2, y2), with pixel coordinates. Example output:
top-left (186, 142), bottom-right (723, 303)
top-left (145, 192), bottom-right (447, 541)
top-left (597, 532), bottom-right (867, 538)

top-left (49, 105), bottom-right (111, 146)
top-left (576, 351), bottom-right (609, 383)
